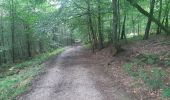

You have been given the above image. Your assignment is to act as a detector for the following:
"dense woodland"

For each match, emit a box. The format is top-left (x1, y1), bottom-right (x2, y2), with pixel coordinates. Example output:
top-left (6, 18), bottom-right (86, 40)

top-left (0, 0), bottom-right (170, 99)
top-left (0, 0), bottom-right (73, 65)
top-left (0, 0), bottom-right (169, 65)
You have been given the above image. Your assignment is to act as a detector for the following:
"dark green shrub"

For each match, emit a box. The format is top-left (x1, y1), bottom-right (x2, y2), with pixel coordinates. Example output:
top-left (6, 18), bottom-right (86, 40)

top-left (123, 63), bottom-right (139, 77)
top-left (139, 68), bottom-right (166, 90)
top-left (163, 88), bottom-right (170, 97)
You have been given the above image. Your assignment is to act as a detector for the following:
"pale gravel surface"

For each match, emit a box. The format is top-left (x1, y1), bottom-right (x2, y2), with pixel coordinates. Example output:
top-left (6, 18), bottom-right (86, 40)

top-left (18, 46), bottom-right (136, 100)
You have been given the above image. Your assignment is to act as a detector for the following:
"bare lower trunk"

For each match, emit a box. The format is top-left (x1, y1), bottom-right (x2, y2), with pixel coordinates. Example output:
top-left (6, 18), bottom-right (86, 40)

top-left (121, 14), bottom-right (127, 40)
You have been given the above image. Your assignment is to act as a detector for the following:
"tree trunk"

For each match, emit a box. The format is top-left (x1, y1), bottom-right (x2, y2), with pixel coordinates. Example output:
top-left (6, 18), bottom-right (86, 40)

top-left (1, 26), bottom-right (5, 63)
top-left (132, 14), bottom-right (135, 34)
top-left (121, 14), bottom-right (127, 40)
top-left (112, 0), bottom-right (120, 54)
top-left (97, 0), bottom-right (104, 49)
top-left (117, 0), bottom-right (121, 41)
top-left (0, 16), bottom-right (2, 65)
top-left (126, 0), bottom-right (170, 34)
top-left (26, 33), bottom-right (32, 57)
top-left (88, 24), bottom-right (94, 51)
top-left (156, 0), bottom-right (162, 35)
top-left (10, 0), bottom-right (15, 63)
top-left (165, 6), bottom-right (169, 31)
top-left (138, 22), bottom-right (140, 36)
top-left (87, 0), bottom-right (97, 51)
top-left (24, 23), bottom-right (32, 58)
top-left (143, 0), bottom-right (155, 40)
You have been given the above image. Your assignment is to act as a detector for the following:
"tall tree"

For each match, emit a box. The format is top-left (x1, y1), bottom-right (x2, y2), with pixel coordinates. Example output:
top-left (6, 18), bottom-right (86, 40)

top-left (126, 0), bottom-right (170, 34)
top-left (165, 0), bottom-right (170, 30)
top-left (156, 0), bottom-right (162, 35)
top-left (121, 14), bottom-right (127, 40)
top-left (87, 0), bottom-right (97, 51)
top-left (10, 0), bottom-right (16, 62)
top-left (143, 0), bottom-right (155, 40)
top-left (97, 0), bottom-right (104, 49)
top-left (112, 0), bottom-right (120, 53)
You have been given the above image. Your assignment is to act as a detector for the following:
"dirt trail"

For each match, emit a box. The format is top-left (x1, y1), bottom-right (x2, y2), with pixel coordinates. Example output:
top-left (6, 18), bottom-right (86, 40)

top-left (18, 46), bottom-right (136, 100)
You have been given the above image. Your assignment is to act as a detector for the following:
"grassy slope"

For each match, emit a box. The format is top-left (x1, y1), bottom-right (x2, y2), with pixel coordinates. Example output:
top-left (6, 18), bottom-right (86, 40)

top-left (0, 48), bottom-right (65, 100)
top-left (123, 35), bottom-right (170, 99)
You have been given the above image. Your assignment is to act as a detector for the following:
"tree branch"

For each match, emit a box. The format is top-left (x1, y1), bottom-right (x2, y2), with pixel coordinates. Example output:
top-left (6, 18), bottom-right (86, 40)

top-left (126, 0), bottom-right (170, 33)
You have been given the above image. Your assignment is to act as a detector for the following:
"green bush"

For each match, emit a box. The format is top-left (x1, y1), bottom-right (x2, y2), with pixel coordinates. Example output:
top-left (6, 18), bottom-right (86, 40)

top-left (142, 68), bottom-right (166, 90)
top-left (163, 88), bottom-right (170, 97)
top-left (123, 63), bottom-right (138, 77)
top-left (124, 52), bottom-right (170, 98)
top-left (135, 53), bottom-right (159, 65)
top-left (124, 64), bottom-right (166, 90)
top-left (0, 48), bottom-right (65, 100)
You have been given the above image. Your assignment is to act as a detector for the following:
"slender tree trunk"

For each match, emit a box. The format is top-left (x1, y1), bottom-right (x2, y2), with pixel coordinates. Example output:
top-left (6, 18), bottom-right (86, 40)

top-left (156, 0), bottom-right (162, 35)
top-left (97, 0), bottom-right (104, 49)
top-left (109, 19), bottom-right (113, 43)
top-left (112, 0), bottom-right (120, 54)
top-left (1, 25), bottom-right (5, 63)
top-left (165, 0), bottom-right (170, 31)
top-left (138, 22), bottom-right (140, 36)
top-left (87, 0), bottom-right (97, 51)
top-left (26, 33), bottom-right (31, 57)
top-left (117, 0), bottom-right (121, 41)
top-left (10, 0), bottom-right (15, 63)
top-left (165, 14), bottom-right (169, 28)
top-left (88, 24), bottom-right (94, 51)
top-left (143, 0), bottom-right (155, 40)
top-left (39, 41), bottom-right (43, 53)
top-left (23, 23), bottom-right (32, 58)
top-left (126, 0), bottom-right (170, 34)
top-left (160, 0), bottom-right (170, 34)
top-left (121, 14), bottom-right (127, 40)
top-left (165, 8), bottom-right (169, 30)
top-left (25, 1), bottom-right (32, 57)
top-left (0, 16), bottom-right (2, 65)
top-left (132, 15), bottom-right (135, 34)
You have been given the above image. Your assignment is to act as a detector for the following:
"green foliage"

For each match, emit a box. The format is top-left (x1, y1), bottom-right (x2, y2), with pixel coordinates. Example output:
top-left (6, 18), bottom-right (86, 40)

top-left (163, 88), bottom-right (170, 98)
top-left (147, 58), bottom-right (155, 64)
top-left (139, 68), bottom-right (166, 90)
top-left (165, 61), bottom-right (170, 66)
top-left (123, 63), bottom-right (138, 77)
top-left (135, 53), bottom-right (159, 65)
top-left (135, 52), bottom-right (170, 68)
top-left (0, 65), bottom-right (42, 100)
top-left (124, 53), bottom-right (168, 90)
top-left (124, 62), bottom-right (166, 90)
top-left (0, 48), bottom-right (64, 100)
top-left (0, 0), bottom-right (72, 66)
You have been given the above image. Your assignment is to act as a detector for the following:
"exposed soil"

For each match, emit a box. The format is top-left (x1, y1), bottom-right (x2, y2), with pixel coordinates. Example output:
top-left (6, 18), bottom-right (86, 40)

top-left (18, 46), bottom-right (136, 100)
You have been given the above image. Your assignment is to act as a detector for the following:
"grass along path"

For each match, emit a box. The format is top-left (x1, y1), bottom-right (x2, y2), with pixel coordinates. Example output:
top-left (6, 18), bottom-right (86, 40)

top-left (0, 48), bottom-right (65, 100)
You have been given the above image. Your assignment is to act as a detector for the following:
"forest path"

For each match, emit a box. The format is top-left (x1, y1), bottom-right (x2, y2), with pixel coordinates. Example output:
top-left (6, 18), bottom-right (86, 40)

top-left (18, 46), bottom-right (136, 100)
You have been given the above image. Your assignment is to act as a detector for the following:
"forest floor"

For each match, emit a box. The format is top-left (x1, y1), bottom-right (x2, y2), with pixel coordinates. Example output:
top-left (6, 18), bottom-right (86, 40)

top-left (102, 35), bottom-right (170, 100)
top-left (18, 46), bottom-right (136, 100)
top-left (18, 35), bottom-right (170, 100)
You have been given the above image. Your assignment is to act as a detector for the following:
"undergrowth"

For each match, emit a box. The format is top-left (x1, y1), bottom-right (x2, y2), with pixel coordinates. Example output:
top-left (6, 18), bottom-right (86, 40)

top-left (123, 52), bottom-right (170, 98)
top-left (0, 48), bottom-right (65, 100)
